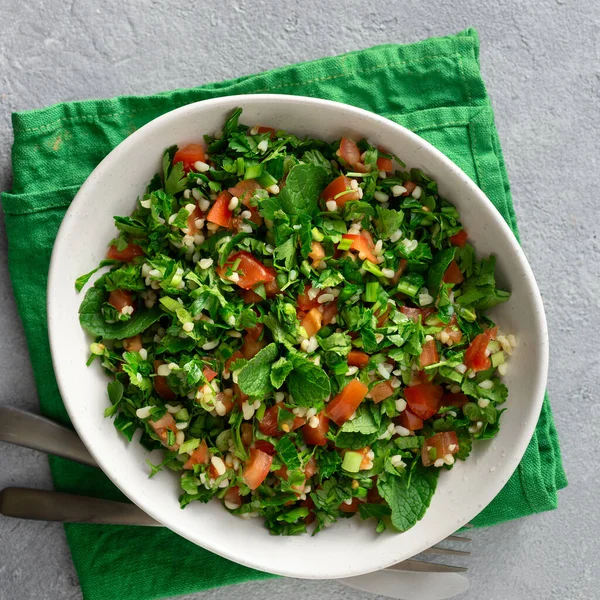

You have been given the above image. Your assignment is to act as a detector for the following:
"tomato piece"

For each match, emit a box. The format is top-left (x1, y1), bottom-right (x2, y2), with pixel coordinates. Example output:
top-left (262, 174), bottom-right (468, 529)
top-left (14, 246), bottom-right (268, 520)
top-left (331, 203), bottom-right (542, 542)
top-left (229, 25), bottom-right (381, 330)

top-left (321, 302), bottom-right (338, 326)
top-left (308, 241), bottom-right (325, 268)
top-left (122, 335), bottom-right (142, 352)
top-left (402, 181), bottom-right (417, 196)
top-left (108, 289), bottom-right (135, 313)
top-left (464, 332), bottom-right (492, 372)
top-left (243, 448), bottom-right (274, 490)
top-left (219, 390), bottom-right (235, 414)
top-left (326, 379), bottom-right (369, 426)
top-left (369, 381), bottom-right (395, 403)
top-left (207, 190), bottom-right (233, 229)
top-left (228, 179), bottom-right (262, 204)
top-left (337, 137), bottom-right (367, 172)
top-left (304, 457), bottom-right (318, 479)
top-left (391, 259), bottom-right (408, 284)
top-left (233, 382), bottom-right (248, 406)
top-left (339, 497), bottom-right (361, 513)
top-left (449, 229), bottom-right (468, 248)
top-left (399, 305), bottom-right (435, 323)
top-left (224, 351), bottom-right (243, 377)
top-left (241, 323), bottom-right (266, 360)
top-left (301, 308), bottom-right (322, 338)
top-left (297, 285), bottom-right (321, 311)
top-left (258, 405), bottom-right (280, 437)
top-left (419, 339), bottom-right (440, 367)
top-left (202, 365), bottom-right (218, 382)
top-left (342, 233), bottom-right (378, 264)
top-left (367, 480), bottom-right (384, 504)
top-left (256, 126), bottom-right (276, 137)
top-left (173, 143), bottom-right (206, 173)
top-left (399, 408), bottom-right (424, 431)
top-left (183, 440), bottom-right (209, 470)
top-left (217, 251), bottom-right (275, 290)
top-left (487, 326), bottom-right (498, 340)
top-left (153, 360), bottom-right (177, 401)
top-left (422, 431), bottom-right (459, 467)
top-left (107, 243), bottom-right (144, 262)
top-left (441, 392), bottom-right (469, 408)
top-left (404, 383), bottom-right (443, 420)
top-left (223, 486), bottom-right (242, 508)
top-left (254, 440), bottom-right (276, 455)
top-left (375, 305), bottom-right (391, 327)
top-left (348, 351), bottom-right (370, 368)
top-left (302, 411), bottom-right (330, 446)
top-left (321, 175), bottom-right (360, 206)
top-left (376, 156), bottom-right (393, 172)
top-left (240, 423), bottom-right (253, 447)
top-left (408, 369), bottom-right (430, 387)
top-left (148, 413), bottom-right (179, 450)
top-left (443, 260), bottom-right (464, 285)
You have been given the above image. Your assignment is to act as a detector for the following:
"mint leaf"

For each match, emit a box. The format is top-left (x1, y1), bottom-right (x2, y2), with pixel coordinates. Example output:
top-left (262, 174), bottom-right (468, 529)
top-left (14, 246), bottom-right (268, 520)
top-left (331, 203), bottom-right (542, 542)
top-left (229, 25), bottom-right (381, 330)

top-left (279, 163), bottom-right (328, 216)
top-left (377, 465), bottom-right (439, 532)
top-left (237, 343), bottom-right (278, 397)
top-left (338, 404), bottom-right (380, 435)
top-left (427, 247), bottom-right (455, 293)
top-left (270, 356), bottom-right (293, 389)
top-left (287, 354), bottom-right (330, 408)
top-left (275, 436), bottom-right (301, 470)
top-left (79, 281), bottom-right (161, 340)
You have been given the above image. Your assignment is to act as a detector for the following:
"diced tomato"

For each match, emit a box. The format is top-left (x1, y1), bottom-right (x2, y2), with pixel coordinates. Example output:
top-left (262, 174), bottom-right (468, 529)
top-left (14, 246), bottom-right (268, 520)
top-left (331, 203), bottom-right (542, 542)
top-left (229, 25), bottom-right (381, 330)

top-left (422, 431), bottom-right (459, 467)
top-left (300, 497), bottom-right (316, 524)
top-left (441, 392), bottom-right (469, 408)
top-left (122, 335), bottom-right (142, 352)
top-left (241, 289), bottom-right (263, 304)
top-left (367, 481), bottom-right (384, 504)
top-left (241, 323), bottom-right (266, 360)
top-left (241, 423), bottom-right (253, 447)
top-left (223, 486), bottom-right (242, 508)
top-left (233, 382), bottom-right (249, 405)
top-left (408, 369), bottom-right (429, 387)
top-left (321, 302), bottom-right (338, 326)
top-left (243, 448), bottom-right (274, 490)
top-left (419, 339), bottom-right (439, 367)
top-left (336, 137), bottom-right (367, 172)
top-left (342, 233), bottom-right (378, 264)
top-left (108, 289), bottom-right (135, 313)
top-left (258, 406), bottom-right (280, 437)
top-left (107, 243), bottom-right (144, 262)
top-left (301, 308), bottom-right (322, 338)
top-left (440, 315), bottom-right (463, 345)
top-left (207, 190), bottom-right (233, 229)
top-left (487, 326), bottom-right (498, 340)
top-left (449, 229), bottom-right (468, 248)
top-left (297, 285), bottom-right (321, 311)
top-left (399, 408), bottom-right (424, 431)
top-left (356, 446), bottom-right (373, 470)
top-left (326, 379), bottom-right (369, 426)
top-left (375, 305), bottom-right (391, 327)
top-left (186, 204), bottom-right (205, 235)
top-left (153, 360), bottom-right (177, 401)
top-left (400, 305), bottom-right (435, 323)
top-left (304, 457), bottom-right (318, 479)
top-left (321, 175), bottom-right (360, 206)
top-left (219, 390), bottom-right (235, 414)
top-left (217, 251), bottom-right (275, 290)
top-left (443, 260), bottom-right (464, 285)
top-left (464, 332), bottom-right (492, 372)
top-left (308, 241), bottom-right (325, 267)
top-left (391, 259), bottom-right (408, 284)
top-left (369, 381), bottom-right (395, 403)
top-left (339, 497), bottom-right (361, 513)
top-left (148, 413), bottom-right (179, 450)
top-left (376, 156), bottom-right (393, 172)
top-left (173, 143), bottom-right (206, 173)
top-left (302, 410), bottom-right (330, 446)
top-left (404, 383), bottom-right (443, 420)
top-left (253, 440), bottom-right (276, 455)
top-left (228, 179), bottom-right (262, 204)
top-left (348, 351), bottom-right (370, 368)
top-left (183, 440), bottom-right (209, 470)
top-left (224, 351), bottom-right (243, 376)
top-left (402, 181), bottom-right (417, 196)
top-left (257, 126), bottom-right (276, 137)
top-left (202, 365), bottom-right (218, 382)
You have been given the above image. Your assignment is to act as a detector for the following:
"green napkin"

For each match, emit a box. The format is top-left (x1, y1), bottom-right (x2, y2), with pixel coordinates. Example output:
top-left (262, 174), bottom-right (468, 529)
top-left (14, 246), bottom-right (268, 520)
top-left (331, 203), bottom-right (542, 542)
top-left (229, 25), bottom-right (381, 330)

top-left (2, 28), bottom-right (566, 600)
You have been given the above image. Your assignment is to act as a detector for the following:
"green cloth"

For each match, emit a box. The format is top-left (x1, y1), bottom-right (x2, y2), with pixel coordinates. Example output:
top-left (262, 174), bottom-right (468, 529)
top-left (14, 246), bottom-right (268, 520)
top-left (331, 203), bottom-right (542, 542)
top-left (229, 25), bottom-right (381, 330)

top-left (2, 28), bottom-right (566, 600)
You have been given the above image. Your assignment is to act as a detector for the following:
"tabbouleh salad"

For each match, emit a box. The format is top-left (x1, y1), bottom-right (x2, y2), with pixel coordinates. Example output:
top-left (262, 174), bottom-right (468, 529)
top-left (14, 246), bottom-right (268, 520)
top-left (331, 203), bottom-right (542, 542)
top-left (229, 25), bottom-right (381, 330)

top-left (78, 108), bottom-right (515, 535)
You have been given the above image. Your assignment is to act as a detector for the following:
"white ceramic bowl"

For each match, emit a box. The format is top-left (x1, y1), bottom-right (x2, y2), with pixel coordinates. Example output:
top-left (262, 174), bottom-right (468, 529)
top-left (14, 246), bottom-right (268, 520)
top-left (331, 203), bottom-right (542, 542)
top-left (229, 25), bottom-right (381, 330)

top-left (47, 95), bottom-right (548, 579)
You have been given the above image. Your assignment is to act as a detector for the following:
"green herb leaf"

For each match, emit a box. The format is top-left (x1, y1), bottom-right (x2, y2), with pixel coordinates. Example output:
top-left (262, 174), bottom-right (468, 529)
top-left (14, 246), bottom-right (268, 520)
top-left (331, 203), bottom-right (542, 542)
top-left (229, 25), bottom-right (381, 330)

top-left (287, 353), bottom-right (331, 408)
top-left (278, 163), bottom-right (329, 216)
top-left (270, 356), bottom-right (293, 389)
top-left (237, 343), bottom-right (279, 397)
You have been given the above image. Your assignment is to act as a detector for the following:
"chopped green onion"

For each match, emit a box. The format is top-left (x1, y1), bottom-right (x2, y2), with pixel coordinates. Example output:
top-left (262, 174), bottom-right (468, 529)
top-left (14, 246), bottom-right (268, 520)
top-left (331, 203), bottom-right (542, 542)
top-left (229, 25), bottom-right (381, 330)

top-left (174, 408), bottom-right (190, 422)
top-left (311, 227), bottom-right (324, 242)
top-left (491, 351), bottom-right (505, 367)
top-left (160, 296), bottom-right (181, 313)
top-left (362, 260), bottom-right (384, 278)
top-left (397, 278), bottom-right (420, 297)
top-left (364, 281), bottom-right (379, 303)
top-left (337, 238), bottom-right (354, 251)
top-left (90, 342), bottom-right (105, 356)
top-left (255, 402), bottom-right (266, 422)
top-left (244, 164), bottom-right (263, 179)
top-left (216, 430), bottom-right (232, 452)
top-left (342, 451), bottom-right (363, 473)
top-left (257, 172), bottom-right (277, 188)
top-left (428, 447), bottom-right (437, 461)
top-left (178, 438), bottom-right (200, 455)
top-left (459, 307), bottom-right (477, 322)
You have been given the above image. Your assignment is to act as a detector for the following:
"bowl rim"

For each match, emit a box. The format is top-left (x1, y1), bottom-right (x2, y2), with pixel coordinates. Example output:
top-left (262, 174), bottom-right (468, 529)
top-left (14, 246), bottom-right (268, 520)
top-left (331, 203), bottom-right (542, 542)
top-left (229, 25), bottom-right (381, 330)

top-left (47, 93), bottom-right (548, 579)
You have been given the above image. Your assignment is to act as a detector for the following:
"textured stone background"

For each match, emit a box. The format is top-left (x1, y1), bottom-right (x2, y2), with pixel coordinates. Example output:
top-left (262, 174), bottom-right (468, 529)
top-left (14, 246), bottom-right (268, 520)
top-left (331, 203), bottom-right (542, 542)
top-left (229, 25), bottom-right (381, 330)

top-left (0, 1), bottom-right (598, 599)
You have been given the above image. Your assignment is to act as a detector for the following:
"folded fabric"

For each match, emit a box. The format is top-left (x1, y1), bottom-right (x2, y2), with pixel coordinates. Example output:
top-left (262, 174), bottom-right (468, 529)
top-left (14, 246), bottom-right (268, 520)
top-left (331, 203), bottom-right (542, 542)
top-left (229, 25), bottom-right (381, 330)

top-left (2, 28), bottom-right (566, 600)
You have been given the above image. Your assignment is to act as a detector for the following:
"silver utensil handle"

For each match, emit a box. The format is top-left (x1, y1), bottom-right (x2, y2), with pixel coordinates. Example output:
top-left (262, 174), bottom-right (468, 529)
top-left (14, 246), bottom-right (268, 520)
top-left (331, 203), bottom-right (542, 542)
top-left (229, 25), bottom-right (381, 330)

top-left (0, 407), bottom-right (96, 467)
top-left (0, 487), bottom-right (160, 526)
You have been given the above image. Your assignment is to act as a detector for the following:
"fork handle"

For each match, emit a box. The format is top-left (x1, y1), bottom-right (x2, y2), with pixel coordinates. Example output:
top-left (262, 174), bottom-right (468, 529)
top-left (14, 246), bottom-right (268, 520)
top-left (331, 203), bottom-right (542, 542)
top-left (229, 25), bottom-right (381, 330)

top-left (0, 487), bottom-right (161, 526)
top-left (0, 407), bottom-right (96, 467)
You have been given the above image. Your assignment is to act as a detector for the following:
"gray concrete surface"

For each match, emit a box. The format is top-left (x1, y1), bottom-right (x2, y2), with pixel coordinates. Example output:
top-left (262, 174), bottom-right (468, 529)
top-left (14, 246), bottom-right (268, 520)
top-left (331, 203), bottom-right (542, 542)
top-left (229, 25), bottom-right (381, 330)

top-left (0, 1), bottom-right (598, 599)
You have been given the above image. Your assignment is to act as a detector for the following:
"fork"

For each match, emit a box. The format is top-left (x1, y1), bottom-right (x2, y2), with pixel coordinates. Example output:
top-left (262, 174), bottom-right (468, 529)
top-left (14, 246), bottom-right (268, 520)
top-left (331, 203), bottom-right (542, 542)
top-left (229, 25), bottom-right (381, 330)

top-left (0, 406), bottom-right (470, 575)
